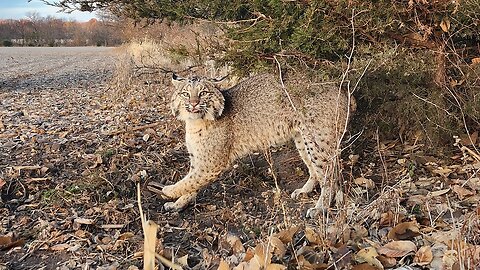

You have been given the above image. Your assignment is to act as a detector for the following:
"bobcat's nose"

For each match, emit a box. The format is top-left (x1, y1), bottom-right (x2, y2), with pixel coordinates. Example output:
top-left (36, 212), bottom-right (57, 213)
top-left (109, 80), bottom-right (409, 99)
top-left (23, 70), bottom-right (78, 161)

top-left (190, 99), bottom-right (200, 107)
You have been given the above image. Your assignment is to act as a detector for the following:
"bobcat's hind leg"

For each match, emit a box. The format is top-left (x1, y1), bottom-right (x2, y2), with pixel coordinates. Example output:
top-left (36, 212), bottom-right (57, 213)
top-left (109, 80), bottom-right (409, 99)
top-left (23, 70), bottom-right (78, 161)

top-left (299, 124), bottom-right (340, 217)
top-left (291, 132), bottom-right (319, 199)
top-left (308, 135), bottom-right (343, 217)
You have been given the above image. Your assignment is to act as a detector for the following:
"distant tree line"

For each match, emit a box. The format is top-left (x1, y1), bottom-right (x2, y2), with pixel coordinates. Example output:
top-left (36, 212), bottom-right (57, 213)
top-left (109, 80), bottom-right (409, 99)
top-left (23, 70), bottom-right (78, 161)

top-left (0, 12), bottom-right (124, 47)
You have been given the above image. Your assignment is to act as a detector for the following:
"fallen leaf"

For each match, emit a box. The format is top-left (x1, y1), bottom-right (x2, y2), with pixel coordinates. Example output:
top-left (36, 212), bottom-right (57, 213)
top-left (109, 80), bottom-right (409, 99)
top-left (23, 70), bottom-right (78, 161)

top-left (379, 211), bottom-right (405, 227)
top-left (83, 153), bottom-right (103, 168)
top-left (305, 226), bottom-right (322, 245)
top-left (252, 244), bottom-right (272, 268)
top-left (440, 17), bottom-right (450, 32)
top-left (387, 221), bottom-right (421, 240)
top-left (295, 246), bottom-right (327, 269)
top-left (413, 245), bottom-right (433, 266)
top-left (232, 262), bottom-right (249, 270)
top-left (266, 264), bottom-right (286, 270)
top-left (349, 154), bottom-right (360, 165)
top-left (354, 177), bottom-right (375, 189)
top-left (0, 178), bottom-right (5, 190)
top-left (379, 211), bottom-right (395, 227)
top-left (429, 230), bottom-right (469, 250)
top-left (67, 244), bottom-right (81, 252)
top-left (50, 243), bottom-right (71, 251)
top-left (226, 234), bottom-right (245, 254)
top-left (0, 236), bottom-right (12, 246)
top-left (460, 131), bottom-right (478, 146)
top-left (355, 247), bottom-right (384, 270)
top-left (377, 240), bottom-right (417, 258)
top-left (467, 177), bottom-right (480, 191)
top-left (351, 225), bottom-right (368, 241)
top-left (472, 58), bottom-right (480, 65)
top-left (333, 244), bottom-right (354, 269)
top-left (268, 236), bottom-right (286, 257)
top-left (430, 243), bottom-right (447, 269)
top-left (273, 226), bottom-right (300, 243)
top-left (40, 166), bottom-right (50, 174)
top-left (58, 131), bottom-right (69, 138)
top-left (243, 247), bottom-right (255, 263)
top-left (297, 255), bottom-right (328, 270)
top-left (244, 244), bottom-right (286, 270)
top-left (0, 235), bottom-right (25, 251)
top-left (429, 188), bottom-right (451, 197)
top-left (461, 194), bottom-right (480, 206)
top-left (217, 259), bottom-right (230, 270)
top-left (451, 185), bottom-right (475, 199)
top-left (177, 254), bottom-right (188, 267)
top-left (377, 255), bottom-right (396, 268)
top-left (432, 167), bottom-right (452, 177)
top-left (74, 218), bottom-right (94, 225)
top-left (442, 250), bottom-right (458, 269)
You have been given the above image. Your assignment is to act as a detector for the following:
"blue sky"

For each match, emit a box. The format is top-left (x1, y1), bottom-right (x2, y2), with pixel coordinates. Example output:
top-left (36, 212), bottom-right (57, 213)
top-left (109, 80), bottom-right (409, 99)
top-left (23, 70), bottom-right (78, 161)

top-left (0, 0), bottom-right (96, 21)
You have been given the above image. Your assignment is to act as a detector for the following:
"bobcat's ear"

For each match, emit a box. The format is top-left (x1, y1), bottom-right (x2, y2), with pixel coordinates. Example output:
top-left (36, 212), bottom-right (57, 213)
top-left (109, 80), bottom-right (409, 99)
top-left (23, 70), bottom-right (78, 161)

top-left (170, 90), bottom-right (183, 119)
top-left (171, 73), bottom-right (185, 89)
top-left (203, 75), bottom-right (227, 91)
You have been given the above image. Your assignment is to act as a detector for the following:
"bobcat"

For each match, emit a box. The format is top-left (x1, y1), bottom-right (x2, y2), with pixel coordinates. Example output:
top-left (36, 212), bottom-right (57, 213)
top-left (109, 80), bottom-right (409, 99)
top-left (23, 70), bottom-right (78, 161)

top-left (159, 73), bottom-right (350, 215)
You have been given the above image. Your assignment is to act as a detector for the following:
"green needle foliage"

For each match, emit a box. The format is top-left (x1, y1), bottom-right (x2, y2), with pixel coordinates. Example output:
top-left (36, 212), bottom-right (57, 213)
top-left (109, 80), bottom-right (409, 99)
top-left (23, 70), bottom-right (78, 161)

top-left (46, 0), bottom-right (479, 67)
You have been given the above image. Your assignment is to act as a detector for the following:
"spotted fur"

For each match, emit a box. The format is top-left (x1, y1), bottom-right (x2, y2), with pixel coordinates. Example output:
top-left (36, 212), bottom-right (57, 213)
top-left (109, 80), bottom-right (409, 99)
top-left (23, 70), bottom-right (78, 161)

top-left (162, 73), bottom-right (350, 214)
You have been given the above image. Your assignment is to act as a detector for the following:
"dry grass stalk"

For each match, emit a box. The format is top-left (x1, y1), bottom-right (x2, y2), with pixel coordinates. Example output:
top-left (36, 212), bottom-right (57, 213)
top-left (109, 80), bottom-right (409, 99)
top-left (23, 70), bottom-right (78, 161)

top-left (143, 220), bottom-right (158, 270)
top-left (136, 183), bottom-right (183, 270)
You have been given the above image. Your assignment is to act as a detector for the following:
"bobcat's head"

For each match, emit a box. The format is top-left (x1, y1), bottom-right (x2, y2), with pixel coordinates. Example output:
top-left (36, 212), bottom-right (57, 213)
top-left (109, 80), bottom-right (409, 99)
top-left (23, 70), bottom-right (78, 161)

top-left (171, 74), bottom-right (225, 121)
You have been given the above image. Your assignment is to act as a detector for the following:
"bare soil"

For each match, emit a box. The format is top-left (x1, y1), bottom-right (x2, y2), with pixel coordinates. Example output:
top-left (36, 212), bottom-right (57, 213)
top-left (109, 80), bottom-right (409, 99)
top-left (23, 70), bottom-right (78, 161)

top-left (1, 47), bottom-right (479, 270)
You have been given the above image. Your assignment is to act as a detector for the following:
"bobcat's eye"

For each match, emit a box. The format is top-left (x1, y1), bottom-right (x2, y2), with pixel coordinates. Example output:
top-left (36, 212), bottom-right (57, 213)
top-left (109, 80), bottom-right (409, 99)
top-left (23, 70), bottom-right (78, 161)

top-left (181, 92), bottom-right (190, 98)
top-left (198, 91), bottom-right (208, 97)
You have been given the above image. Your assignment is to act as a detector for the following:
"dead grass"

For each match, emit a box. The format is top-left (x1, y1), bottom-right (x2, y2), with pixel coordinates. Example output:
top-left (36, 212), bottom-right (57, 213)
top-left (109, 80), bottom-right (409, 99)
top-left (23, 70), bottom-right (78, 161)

top-left (108, 21), bottom-right (234, 107)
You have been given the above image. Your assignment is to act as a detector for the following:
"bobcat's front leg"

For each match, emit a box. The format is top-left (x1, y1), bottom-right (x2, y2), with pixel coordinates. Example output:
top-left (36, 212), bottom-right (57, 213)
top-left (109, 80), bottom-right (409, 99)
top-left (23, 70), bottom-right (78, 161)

top-left (163, 192), bottom-right (198, 212)
top-left (162, 169), bottom-right (221, 211)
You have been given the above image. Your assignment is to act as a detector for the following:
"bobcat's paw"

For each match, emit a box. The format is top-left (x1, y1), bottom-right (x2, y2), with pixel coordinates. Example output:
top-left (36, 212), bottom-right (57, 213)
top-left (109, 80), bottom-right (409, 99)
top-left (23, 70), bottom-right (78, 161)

top-left (163, 193), bottom-right (197, 212)
top-left (306, 206), bottom-right (327, 219)
top-left (306, 190), bottom-right (332, 218)
top-left (291, 187), bottom-right (313, 199)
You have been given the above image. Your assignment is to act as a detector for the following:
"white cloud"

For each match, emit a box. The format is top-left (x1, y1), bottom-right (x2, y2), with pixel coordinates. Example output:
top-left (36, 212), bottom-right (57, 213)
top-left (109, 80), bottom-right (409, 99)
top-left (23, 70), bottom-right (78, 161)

top-left (0, 1), bottom-right (96, 21)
